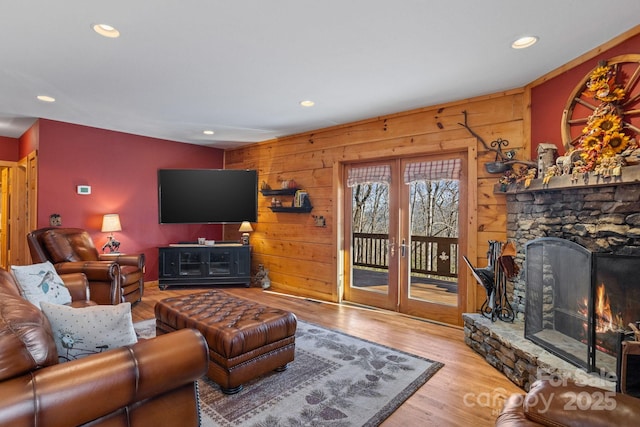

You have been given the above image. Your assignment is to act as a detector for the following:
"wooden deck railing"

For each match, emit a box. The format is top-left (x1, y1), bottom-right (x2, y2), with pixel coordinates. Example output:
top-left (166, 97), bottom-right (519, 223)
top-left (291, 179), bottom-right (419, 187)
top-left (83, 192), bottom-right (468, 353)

top-left (352, 233), bottom-right (458, 278)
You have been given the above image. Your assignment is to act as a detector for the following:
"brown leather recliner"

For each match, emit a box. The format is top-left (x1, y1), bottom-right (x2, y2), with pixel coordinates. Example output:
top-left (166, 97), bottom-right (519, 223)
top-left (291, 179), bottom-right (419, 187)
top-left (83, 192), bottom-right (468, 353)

top-left (27, 227), bottom-right (145, 305)
top-left (0, 267), bottom-right (208, 427)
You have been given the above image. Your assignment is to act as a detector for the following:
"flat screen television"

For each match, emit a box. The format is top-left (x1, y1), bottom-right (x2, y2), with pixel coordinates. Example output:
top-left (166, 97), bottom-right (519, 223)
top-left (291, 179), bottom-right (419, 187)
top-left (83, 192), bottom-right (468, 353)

top-left (158, 169), bottom-right (258, 224)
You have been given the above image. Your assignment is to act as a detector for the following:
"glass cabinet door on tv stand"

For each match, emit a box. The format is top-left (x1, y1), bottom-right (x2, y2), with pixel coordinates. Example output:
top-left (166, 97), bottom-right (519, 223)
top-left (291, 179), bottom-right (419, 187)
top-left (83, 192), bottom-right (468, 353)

top-left (176, 250), bottom-right (205, 276)
top-left (158, 244), bottom-right (250, 289)
top-left (206, 250), bottom-right (232, 275)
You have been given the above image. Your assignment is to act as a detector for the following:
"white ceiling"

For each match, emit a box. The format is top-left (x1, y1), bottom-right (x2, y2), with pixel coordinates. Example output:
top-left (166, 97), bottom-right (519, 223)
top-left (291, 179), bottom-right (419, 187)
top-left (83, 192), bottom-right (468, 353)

top-left (1, 1), bottom-right (639, 149)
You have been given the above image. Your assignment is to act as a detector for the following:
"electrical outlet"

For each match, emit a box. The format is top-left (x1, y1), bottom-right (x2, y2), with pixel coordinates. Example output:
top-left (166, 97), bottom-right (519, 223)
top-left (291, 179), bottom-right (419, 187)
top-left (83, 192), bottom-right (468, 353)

top-left (313, 215), bottom-right (326, 227)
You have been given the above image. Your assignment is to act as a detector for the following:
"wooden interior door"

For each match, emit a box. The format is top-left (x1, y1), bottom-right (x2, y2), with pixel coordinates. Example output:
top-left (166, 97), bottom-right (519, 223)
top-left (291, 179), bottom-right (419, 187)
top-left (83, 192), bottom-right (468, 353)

top-left (0, 152), bottom-right (38, 267)
top-left (18, 151), bottom-right (38, 265)
top-left (0, 164), bottom-right (11, 269)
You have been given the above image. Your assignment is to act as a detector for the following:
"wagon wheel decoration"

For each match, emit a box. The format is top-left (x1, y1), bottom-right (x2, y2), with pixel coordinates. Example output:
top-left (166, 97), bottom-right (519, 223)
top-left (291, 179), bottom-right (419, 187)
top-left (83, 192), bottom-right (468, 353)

top-left (561, 54), bottom-right (640, 152)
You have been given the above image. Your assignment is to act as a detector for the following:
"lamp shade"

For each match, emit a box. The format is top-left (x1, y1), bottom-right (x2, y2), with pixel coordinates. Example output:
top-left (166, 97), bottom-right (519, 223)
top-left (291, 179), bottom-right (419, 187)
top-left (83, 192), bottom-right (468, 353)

top-left (101, 214), bottom-right (122, 233)
top-left (238, 221), bottom-right (253, 233)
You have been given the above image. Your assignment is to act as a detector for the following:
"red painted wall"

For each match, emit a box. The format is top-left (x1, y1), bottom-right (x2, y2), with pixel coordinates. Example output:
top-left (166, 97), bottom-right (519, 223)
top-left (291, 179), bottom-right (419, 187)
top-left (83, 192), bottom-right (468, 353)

top-left (33, 119), bottom-right (225, 281)
top-left (18, 123), bottom-right (38, 159)
top-left (0, 136), bottom-right (19, 161)
top-left (531, 33), bottom-right (640, 158)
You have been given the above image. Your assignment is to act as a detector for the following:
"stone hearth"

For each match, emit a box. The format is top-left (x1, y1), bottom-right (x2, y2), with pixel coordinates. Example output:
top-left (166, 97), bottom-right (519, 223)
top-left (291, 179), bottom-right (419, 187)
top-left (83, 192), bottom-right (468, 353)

top-left (463, 314), bottom-right (615, 391)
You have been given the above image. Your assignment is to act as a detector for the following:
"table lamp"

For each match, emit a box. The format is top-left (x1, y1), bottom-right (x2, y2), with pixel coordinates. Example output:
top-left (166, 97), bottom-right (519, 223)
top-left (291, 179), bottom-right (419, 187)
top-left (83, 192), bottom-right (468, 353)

top-left (239, 221), bottom-right (253, 245)
top-left (101, 213), bottom-right (122, 253)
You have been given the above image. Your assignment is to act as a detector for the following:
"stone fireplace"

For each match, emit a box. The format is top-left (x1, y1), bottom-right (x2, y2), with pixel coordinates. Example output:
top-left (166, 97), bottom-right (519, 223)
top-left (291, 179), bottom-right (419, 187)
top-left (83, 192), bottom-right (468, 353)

top-left (507, 175), bottom-right (640, 315)
top-left (464, 166), bottom-right (640, 390)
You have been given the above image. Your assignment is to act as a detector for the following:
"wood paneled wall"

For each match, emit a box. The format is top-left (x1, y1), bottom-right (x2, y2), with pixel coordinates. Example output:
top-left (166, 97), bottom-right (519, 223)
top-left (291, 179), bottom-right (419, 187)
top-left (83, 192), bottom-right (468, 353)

top-left (224, 89), bottom-right (528, 311)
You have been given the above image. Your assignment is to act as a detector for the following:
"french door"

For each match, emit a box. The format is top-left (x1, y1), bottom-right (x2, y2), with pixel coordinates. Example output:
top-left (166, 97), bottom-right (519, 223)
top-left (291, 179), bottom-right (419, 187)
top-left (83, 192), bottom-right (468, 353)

top-left (343, 153), bottom-right (467, 325)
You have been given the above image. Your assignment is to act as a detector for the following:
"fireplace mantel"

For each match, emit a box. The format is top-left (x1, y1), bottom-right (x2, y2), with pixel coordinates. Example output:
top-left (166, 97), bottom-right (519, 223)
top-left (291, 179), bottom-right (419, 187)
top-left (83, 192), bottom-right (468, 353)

top-left (494, 164), bottom-right (640, 194)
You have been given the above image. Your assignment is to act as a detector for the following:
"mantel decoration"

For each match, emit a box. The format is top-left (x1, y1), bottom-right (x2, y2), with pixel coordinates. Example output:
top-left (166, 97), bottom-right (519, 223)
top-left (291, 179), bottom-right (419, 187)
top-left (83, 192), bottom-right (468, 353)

top-left (573, 61), bottom-right (637, 173)
top-left (497, 55), bottom-right (640, 191)
top-left (547, 55), bottom-right (640, 182)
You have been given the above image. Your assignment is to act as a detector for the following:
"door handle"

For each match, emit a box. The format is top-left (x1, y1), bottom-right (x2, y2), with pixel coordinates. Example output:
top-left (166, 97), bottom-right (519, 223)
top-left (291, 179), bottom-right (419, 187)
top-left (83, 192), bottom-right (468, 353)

top-left (400, 239), bottom-right (408, 258)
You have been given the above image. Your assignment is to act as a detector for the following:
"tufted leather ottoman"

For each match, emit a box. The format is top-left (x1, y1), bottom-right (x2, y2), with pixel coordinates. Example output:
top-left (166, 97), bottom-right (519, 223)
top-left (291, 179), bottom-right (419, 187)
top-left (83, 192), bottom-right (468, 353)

top-left (154, 290), bottom-right (297, 394)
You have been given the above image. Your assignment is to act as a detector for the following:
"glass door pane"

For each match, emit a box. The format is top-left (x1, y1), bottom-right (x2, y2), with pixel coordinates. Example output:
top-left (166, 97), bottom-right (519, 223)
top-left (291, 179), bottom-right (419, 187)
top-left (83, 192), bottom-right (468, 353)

top-left (407, 178), bottom-right (459, 306)
top-left (351, 181), bottom-right (390, 294)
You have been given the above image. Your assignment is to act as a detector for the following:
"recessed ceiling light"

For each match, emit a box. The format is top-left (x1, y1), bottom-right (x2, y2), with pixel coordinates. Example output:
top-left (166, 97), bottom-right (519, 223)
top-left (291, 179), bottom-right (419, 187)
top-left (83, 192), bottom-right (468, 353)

top-left (203, 130), bottom-right (215, 135)
top-left (37, 95), bottom-right (56, 103)
top-left (93, 23), bottom-right (120, 38)
top-left (511, 36), bottom-right (538, 49)
top-left (300, 100), bottom-right (315, 107)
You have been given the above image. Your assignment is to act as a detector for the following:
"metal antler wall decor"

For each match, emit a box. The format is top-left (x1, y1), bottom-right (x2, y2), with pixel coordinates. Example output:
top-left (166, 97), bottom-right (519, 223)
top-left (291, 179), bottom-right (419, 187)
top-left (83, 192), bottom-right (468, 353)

top-left (458, 110), bottom-right (537, 173)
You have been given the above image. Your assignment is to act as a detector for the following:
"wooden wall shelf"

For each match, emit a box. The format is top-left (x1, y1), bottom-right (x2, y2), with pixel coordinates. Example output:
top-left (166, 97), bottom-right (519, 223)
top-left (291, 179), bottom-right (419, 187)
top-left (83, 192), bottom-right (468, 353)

top-left (260, 188), bottom-right (298, 196)
top-left (261, 187), bottom-right (313, 213)
top-left (268, 206), bottom-right (313, 213)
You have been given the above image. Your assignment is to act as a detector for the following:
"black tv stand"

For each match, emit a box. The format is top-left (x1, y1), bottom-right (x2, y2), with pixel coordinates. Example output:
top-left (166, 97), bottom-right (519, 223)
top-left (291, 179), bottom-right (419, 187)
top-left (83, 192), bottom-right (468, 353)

top-left (158, 244), bottom-right (251, 289)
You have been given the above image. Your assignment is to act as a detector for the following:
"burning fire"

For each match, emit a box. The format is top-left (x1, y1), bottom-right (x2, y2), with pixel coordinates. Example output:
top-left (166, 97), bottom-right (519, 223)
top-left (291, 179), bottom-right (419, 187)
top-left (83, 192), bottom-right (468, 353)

top-left (594, 283), bottom-right (624, 333)
top-left (576, 283), bottom-right (626, 356)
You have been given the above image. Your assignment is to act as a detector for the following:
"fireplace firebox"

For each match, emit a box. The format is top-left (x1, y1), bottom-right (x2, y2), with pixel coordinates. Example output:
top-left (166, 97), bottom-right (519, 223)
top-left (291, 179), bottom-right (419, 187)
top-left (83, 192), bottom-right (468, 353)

top-left (524, 237), bottom-right (640, 377)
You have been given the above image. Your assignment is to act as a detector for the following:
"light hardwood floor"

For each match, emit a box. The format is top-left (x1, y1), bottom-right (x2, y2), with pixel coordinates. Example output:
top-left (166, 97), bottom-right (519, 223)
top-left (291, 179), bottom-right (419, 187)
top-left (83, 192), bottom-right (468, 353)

top-left (133, 284), bottom-right (523, 426)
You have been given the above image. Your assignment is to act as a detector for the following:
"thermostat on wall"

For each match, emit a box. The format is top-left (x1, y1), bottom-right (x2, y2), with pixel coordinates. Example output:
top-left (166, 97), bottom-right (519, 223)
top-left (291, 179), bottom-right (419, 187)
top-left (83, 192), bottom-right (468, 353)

top-left (77, 185), bottom-right (91, 195)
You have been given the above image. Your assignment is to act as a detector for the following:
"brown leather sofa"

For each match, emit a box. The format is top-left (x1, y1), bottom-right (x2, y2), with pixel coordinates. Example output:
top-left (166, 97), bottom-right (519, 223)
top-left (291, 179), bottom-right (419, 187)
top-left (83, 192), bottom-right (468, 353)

top-left (0, 267), bottom-right (208, 427)
top-left (496, 379), bottom-right (640, 426)
top-left (27, 227), bottom-right (145, 305)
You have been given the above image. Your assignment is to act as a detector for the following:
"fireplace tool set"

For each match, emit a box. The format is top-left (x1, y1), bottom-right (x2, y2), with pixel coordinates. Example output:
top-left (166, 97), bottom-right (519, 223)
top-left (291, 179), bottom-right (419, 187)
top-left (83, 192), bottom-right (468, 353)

top-left (463, 240), bottom-right (517, 322)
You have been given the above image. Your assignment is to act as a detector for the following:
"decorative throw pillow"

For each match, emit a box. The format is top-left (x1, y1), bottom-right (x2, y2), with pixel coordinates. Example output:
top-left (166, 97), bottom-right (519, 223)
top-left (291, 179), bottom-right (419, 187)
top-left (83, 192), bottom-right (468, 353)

top-left (11, 261), bottom-right (72, 307)
top-left (40, 302), bottom-right (138, 362)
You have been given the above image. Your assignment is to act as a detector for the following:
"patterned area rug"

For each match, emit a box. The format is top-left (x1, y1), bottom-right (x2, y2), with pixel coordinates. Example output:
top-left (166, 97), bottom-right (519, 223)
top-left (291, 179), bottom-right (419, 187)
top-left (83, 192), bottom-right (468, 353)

top-left (134, 319), bottom-right (443, 426)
